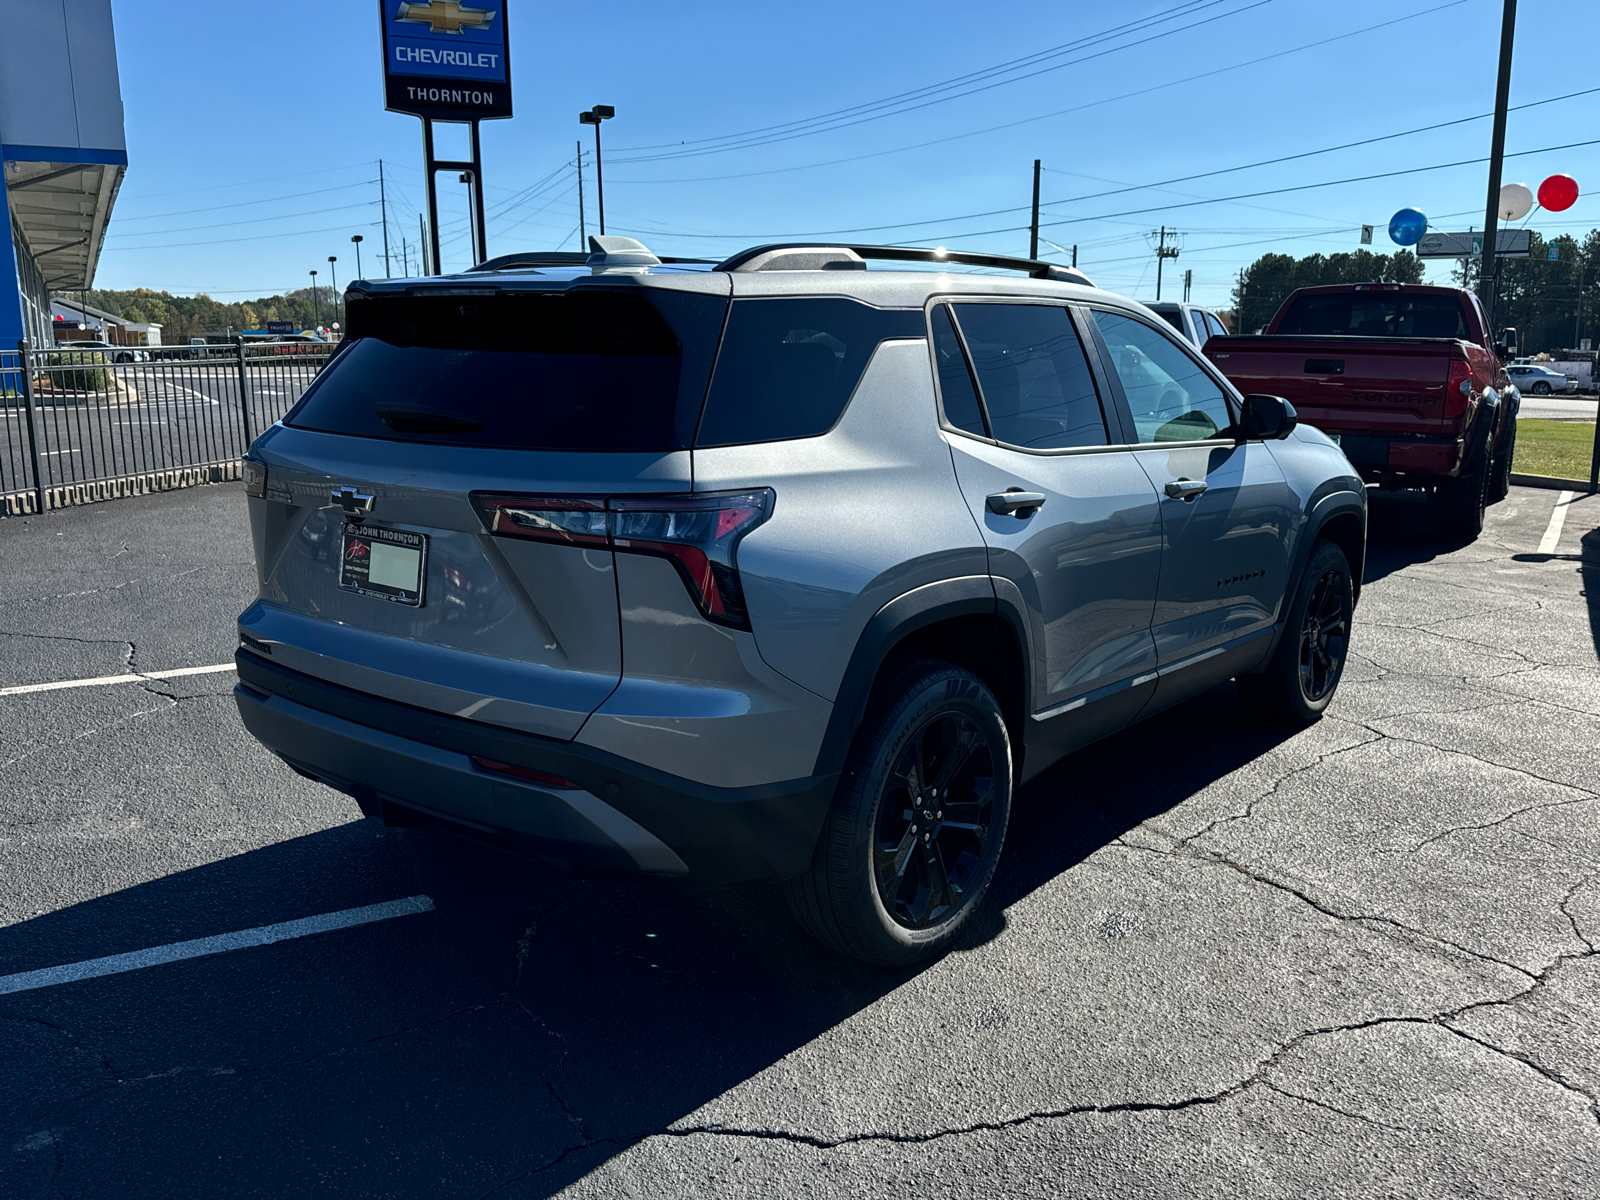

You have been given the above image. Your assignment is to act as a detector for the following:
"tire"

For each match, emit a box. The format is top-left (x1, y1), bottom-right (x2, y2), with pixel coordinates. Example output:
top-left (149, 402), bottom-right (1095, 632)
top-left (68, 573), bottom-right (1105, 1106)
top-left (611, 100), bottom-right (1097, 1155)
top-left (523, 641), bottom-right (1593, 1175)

top-left (1236, 539), bottom-right (1354, 726)
top-left (1489, 413), bottom-right (1517, 502)
top-left (1531, 381), bottom-right (1551, 395)
top-left (784, 661), bottom-right (1013, 966)
top-left (1432, 455), bottom-right (1489, 542)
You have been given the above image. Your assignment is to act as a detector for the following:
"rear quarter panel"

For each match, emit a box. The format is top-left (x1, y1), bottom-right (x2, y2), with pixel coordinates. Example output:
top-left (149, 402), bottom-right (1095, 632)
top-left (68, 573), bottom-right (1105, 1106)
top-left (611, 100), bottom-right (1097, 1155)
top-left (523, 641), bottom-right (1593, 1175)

top-left (692, 337), bottom-right (989, 702)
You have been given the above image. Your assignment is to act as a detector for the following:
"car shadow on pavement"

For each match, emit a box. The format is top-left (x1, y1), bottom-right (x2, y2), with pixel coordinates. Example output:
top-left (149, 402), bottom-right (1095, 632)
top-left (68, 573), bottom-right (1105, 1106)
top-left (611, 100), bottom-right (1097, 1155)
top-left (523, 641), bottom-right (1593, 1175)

top-left (0, 686), bottom-right (1297, 1198)
top-left (1359, 489), bottom-right (1464, 585)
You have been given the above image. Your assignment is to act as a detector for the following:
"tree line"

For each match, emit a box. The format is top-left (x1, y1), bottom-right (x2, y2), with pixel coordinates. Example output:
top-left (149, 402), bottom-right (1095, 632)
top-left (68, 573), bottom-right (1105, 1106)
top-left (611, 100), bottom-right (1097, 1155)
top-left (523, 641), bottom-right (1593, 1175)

top-left (63, 287), bottom-right (343, 343)
top-left (1228, 230), bottom-right (1600, 355)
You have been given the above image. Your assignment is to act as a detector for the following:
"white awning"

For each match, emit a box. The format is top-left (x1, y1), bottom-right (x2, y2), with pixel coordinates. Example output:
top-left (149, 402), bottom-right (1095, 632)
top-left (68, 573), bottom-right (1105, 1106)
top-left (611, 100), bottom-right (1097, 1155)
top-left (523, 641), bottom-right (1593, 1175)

top-left (4, 158), bottom-right (125, 291)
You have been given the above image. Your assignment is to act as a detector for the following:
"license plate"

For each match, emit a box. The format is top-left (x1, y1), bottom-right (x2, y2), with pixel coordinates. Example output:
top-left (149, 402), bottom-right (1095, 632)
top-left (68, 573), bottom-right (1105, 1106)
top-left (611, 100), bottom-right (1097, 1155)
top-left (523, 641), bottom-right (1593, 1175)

top-left (340, 523), bottom-right (427, 606)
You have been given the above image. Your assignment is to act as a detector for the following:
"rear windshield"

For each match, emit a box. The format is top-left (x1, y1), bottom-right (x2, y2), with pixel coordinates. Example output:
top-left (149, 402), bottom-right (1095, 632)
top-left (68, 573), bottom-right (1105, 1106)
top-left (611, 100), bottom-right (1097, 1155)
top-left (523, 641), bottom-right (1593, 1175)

top-left (1275, 292), bottom-right (1468, 339)
top-left (694, 298), bottom-right (924, 447)
top-left (285, 289), bottom-right (726, 451)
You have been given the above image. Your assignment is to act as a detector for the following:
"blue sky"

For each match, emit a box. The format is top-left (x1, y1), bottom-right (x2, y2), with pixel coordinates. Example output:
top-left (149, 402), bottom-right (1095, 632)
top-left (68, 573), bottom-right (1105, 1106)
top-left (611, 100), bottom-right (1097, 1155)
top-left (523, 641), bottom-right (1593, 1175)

top-left (97, 0), bottom-right (1600, 309)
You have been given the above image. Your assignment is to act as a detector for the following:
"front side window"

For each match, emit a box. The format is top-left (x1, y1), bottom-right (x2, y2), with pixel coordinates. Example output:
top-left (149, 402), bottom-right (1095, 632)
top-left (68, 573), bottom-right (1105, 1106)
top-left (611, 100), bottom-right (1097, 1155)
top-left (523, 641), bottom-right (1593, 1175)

top-left (949, 303), bottom-right (1107, 450)
top-left (1093, 310), bottom-right (1234, 443)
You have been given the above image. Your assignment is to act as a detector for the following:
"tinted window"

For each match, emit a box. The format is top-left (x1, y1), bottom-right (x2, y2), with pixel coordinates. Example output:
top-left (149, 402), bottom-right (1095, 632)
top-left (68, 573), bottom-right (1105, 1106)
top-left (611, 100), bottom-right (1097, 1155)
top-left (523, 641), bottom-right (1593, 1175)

top-left (1275, 291), bottom-right (1468, 339)
top-left (287, 289), bottom-right (726, 451)
top-left (1203, 312), bottom-right (1227, 340)
top-left (931, 304), bottom-right (986, 437)
top-left (695, 298), bottom-right (923, 447)
top-left (1093, 310), bottom-right (1233, 443)
top-left (1153, 307), bottom-right (1186, 335)
top-left (950, 303), bottom-right (1107, 450)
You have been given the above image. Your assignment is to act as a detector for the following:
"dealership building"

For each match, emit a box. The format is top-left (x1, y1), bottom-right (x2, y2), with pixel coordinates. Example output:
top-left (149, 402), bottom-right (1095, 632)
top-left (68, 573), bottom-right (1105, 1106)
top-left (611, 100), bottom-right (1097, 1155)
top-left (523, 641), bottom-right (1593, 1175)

top-left (0, 0), bottom-right (128, 349)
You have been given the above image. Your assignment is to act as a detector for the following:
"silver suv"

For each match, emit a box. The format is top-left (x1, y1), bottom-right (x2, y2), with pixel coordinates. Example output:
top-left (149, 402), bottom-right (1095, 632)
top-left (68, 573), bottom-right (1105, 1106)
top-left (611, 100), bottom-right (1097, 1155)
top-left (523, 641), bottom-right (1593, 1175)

top-left (235, 237), bottom-right (1366, 965)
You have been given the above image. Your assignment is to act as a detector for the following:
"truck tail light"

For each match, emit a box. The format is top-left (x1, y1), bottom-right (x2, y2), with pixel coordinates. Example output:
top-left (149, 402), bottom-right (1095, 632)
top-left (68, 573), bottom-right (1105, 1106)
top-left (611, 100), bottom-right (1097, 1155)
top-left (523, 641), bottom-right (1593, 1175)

top-left (1444, 359), bottom-right (1473, 418)
top-left (470, 488), bottom-right (775, 631)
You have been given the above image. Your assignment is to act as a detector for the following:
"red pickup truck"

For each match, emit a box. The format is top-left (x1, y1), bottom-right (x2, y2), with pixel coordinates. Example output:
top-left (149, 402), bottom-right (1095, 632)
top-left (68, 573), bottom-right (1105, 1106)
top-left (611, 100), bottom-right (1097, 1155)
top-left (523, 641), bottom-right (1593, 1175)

top-left (1202, 283), bottom-right (1516, 540)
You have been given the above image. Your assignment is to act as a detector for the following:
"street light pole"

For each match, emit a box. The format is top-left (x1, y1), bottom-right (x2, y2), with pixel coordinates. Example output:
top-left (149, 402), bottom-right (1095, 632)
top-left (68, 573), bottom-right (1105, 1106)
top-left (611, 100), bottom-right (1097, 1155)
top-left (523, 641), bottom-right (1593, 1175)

top-left (579, 105), bottom-right (615, 236)
top-left (327, 256), bottom-right (338, 329)
top-left (351, 235), bottom-right (363, 281)
top-left (309, 270), bottom-right (319, 329)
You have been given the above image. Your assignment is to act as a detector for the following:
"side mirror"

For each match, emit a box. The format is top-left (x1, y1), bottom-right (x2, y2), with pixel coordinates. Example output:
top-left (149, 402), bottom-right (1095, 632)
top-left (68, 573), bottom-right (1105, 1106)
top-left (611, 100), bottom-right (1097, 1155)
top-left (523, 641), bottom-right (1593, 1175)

top-left (1238, 394), bottom-right (1298, 441)
top-left (1497, 334), bottom-right (1518, 359)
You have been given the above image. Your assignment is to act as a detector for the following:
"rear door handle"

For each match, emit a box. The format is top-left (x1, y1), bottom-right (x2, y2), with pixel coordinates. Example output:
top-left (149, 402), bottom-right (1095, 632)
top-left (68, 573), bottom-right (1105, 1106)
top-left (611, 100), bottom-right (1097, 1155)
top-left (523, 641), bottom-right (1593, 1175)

top-left (986, 490), bottom-right (1047, 516)
top-left (1164, 479), bottom-right (1208, 501)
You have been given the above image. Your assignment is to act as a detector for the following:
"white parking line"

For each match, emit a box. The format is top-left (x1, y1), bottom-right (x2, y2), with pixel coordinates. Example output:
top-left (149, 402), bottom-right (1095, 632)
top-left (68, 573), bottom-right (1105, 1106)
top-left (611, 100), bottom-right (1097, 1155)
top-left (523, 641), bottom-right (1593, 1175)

top-left (0, 662), bottom-right (236, 697)
top-left (1537, 490), bottom-right (1576, 555)
top-left (0, 896), bottom-right (435, 996)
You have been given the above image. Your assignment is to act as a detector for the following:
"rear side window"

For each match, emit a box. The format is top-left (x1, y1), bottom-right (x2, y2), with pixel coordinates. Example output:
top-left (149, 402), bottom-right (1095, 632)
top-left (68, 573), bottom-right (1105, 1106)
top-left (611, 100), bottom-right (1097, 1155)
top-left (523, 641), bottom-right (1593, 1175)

top-left (930, 304), bottom-right (987, 437)
top-left (1154, 308), bottom-right (1186, 335)
top-left (950, 303), bottom-right (1108, 450)
top-left (286, 289), bottom-right (726, 451)
top-left (694, 298), bottom-right (923, 447)
top-left (1275, 292), bottom-right (1468, 339)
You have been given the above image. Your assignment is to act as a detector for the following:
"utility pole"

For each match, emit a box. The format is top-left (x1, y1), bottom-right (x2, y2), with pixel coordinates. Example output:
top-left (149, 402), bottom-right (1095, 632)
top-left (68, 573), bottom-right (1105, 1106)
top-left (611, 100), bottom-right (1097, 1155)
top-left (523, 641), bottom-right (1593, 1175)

top-left (582, 138), bottom-right (595, 246)
top-left (1153, 226), bottom-right (1181, 301)
top-left (378, 159), bottom-right (392, 278)
top-left (1183, 268), bottom-right (1192, 303)
top-left (1029, 159), bottom-right (1041, 260)
top-left (418, 213), bottom-right (428, 275)
top-left (1072, 244), bottom-right (1077, 269)
top-left (1477, 0), bottom-right (1517, 329)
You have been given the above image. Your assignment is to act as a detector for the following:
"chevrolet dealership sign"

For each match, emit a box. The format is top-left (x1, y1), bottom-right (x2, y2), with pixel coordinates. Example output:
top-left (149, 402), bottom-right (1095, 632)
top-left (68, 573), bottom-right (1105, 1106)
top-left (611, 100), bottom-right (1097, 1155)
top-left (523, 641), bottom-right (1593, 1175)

top-left (380, 1), bottom-right (512, 121)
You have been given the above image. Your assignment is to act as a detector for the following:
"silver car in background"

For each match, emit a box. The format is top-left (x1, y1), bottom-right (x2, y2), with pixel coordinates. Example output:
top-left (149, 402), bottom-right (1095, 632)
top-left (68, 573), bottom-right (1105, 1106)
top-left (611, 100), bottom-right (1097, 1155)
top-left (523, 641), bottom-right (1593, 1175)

top-left (235, 237), bottom-right (1366, 965)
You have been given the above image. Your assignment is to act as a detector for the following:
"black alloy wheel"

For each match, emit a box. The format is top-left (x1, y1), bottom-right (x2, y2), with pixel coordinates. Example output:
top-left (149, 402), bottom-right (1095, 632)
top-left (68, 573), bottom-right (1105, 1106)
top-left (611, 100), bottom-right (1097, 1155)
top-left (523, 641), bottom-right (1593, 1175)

top-left (1298, 565), bottom-right (1350, 704)
top-left (873, 710), bottom-right (998, 930)
top-left (1531, 381), bottom-right (1552, 395)
top-left (1235, 538), bottom-right (1354, 725)
top-left (784, 661), bottom-right (1013, 965)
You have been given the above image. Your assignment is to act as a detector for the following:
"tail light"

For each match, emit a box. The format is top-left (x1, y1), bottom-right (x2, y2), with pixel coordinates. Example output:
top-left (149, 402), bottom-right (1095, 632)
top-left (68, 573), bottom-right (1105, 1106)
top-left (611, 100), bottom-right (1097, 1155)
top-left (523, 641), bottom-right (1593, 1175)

top-left (471, 488), bottom-right (775, 631)
top-left (1444, 359), bottom-right (1474, 418)
top-left (242, 457), bottom-right (268, 498)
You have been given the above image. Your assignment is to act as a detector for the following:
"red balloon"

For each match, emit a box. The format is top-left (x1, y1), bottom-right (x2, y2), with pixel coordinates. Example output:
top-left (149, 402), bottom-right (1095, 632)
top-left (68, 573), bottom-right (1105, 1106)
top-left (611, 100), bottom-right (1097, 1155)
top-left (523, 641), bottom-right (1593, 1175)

top-left (1538, 174), bottom-right (1579, 212)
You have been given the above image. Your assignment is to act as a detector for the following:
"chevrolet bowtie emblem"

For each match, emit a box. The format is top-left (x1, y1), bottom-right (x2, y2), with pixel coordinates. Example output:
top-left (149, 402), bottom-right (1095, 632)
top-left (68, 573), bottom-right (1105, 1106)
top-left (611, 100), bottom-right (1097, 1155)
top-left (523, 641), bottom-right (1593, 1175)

top-left (395, 0), bottom-right (495, 34)
top-left (332, 487), bottom-right (376, 518)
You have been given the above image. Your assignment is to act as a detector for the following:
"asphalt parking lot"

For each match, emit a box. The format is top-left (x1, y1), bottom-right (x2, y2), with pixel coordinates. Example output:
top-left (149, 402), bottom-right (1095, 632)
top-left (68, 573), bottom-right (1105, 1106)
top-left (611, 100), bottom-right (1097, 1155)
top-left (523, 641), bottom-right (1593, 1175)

top-left (2, 481), bottom-right (1598, 1199)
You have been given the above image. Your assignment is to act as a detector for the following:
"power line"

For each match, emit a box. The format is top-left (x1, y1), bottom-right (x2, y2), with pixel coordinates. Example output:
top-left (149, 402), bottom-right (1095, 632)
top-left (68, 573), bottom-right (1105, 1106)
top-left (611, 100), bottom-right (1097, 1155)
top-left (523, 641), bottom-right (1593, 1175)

top-left (106, 202), bottom-right (378, 239)
top-left (113, 180), bottom-right (377, 223)
top-left (99, 221), bottom-right (380, 253)
top-left (612, 0), bottom-right (1241, 156)
top-left (613, 0), bottom-right (1274, 164)
top-left (608, 0), bottom-right (1468, 183)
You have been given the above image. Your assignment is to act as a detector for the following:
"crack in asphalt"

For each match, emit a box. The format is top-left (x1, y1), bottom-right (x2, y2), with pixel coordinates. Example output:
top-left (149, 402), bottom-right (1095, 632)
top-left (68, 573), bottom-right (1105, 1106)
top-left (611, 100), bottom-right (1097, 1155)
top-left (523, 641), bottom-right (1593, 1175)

top-left (1408, 795), bottom-right (1596, 853)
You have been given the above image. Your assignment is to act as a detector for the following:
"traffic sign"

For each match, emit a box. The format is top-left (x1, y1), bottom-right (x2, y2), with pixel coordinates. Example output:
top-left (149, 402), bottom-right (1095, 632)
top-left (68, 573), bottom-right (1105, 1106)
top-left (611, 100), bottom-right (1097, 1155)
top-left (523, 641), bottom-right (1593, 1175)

top-left (1415, 229), bottom-right (1532, 259)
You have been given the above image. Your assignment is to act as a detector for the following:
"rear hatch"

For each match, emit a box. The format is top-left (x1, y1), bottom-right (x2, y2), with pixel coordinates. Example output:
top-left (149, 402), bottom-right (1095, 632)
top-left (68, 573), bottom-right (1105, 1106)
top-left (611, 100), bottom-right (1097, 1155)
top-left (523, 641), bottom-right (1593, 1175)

top-left (1205, 336), bottom-right (1459, 436)
top-left (240, 275), bottom-right (729, 739)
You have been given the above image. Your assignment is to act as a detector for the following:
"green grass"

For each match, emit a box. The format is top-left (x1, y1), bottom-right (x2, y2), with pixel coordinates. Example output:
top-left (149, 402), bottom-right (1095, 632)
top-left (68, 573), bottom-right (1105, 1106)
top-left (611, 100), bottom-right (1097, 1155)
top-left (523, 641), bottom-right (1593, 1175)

top-left (1517, 418), bottom-right (1597, 481)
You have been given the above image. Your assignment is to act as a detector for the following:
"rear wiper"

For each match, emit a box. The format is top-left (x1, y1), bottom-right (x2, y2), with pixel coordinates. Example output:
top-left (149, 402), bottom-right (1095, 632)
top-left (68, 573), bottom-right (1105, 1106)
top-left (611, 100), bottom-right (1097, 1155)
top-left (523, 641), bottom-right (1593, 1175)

top-left (375, 405), bottom-right (484, 434)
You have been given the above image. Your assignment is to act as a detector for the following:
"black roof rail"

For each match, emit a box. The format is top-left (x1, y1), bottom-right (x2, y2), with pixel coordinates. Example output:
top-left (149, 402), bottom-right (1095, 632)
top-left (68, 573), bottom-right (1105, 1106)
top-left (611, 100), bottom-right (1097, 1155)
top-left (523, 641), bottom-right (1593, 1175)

top-left (715, 243), bottom-right (1093, 286)
top-left (466, 250), bottom-right (719, 273)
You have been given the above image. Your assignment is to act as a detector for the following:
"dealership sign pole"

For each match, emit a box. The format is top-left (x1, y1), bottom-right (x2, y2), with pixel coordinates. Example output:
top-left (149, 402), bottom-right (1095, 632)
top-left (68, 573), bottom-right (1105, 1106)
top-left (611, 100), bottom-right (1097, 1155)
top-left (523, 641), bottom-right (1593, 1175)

top-left (379, 1), bottom-right (512, 272)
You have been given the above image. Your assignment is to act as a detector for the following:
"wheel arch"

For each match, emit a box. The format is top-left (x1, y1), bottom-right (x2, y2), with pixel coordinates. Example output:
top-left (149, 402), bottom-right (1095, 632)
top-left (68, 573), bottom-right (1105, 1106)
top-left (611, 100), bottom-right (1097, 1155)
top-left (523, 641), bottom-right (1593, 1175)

top-left (811, 577), bottom-right (1031, 779)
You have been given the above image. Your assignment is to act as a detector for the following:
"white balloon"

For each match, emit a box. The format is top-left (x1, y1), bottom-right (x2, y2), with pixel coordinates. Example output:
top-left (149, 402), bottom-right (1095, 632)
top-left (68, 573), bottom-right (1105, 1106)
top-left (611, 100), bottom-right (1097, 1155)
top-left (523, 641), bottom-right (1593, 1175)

top-left (1498, 182), bottom-right (1534, 221)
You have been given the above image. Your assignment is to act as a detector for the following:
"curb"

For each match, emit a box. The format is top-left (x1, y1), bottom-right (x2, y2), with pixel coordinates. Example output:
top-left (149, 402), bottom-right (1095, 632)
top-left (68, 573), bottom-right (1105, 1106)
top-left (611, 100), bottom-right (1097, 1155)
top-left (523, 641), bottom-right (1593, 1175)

top-left (1511, 473), bottom-right (1595, 492)
top-left (2, 460), bottom-right (242, 517)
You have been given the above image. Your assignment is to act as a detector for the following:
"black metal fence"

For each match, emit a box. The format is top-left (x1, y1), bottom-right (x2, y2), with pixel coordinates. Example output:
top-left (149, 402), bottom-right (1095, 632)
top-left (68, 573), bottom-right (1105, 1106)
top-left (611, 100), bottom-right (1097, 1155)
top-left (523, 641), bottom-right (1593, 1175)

top-left (2, 339), bottom-right (333, 516)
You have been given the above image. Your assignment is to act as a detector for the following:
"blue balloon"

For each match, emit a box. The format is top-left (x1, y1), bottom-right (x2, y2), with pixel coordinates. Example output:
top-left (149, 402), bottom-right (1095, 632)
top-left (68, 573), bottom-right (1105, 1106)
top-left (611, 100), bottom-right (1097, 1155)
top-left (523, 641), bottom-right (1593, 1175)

top-left (1388, 208), bottom-right (1427, 246)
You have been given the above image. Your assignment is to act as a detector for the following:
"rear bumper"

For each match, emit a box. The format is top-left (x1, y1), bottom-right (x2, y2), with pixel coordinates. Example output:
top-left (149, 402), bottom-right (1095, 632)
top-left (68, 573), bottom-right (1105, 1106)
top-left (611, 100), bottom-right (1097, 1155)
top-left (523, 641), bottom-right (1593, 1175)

top-left (234, 650), bottom-right (837, 885)
top-left (1338, 434), bottom-right (1462, 482)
